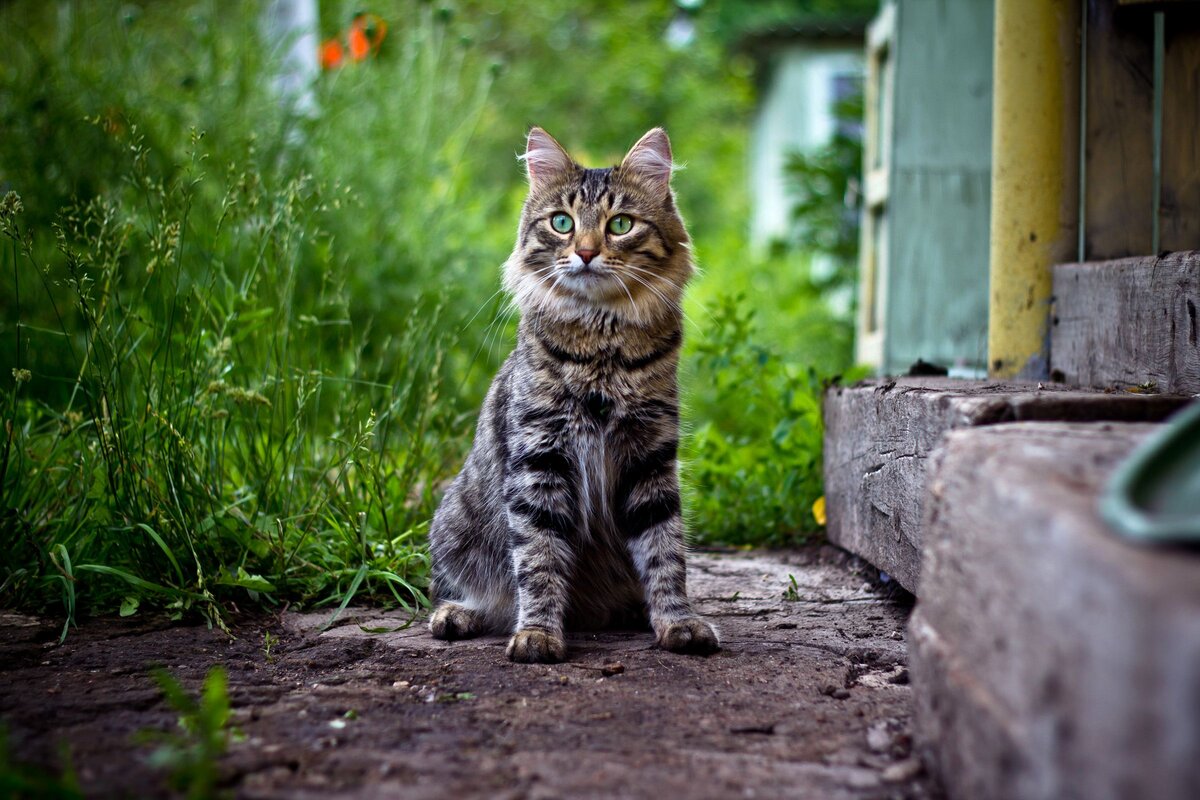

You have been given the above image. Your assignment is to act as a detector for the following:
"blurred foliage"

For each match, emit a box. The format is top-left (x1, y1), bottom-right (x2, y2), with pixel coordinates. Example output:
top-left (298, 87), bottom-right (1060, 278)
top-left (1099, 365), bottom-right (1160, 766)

top-left (0, 0), bottom-right (861, 627)
top-left (708, 0), bottom-right (878, 44)
top-left (140, 667), bottom-right (235, 800)
top-left (0, 726), bottom-right (83, 800)
top-left (785, 89), bottom-right (864, 295)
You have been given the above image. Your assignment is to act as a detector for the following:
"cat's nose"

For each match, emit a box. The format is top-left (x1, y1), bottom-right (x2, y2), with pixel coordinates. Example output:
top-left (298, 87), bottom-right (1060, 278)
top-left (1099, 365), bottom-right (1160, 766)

top-left (576, 249), bottom-right (598, 265)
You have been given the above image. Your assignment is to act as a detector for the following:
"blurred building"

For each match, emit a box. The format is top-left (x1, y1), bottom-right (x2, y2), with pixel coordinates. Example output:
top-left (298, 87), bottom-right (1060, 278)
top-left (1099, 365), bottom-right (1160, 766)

top-left (743, 18), bottom-right (868, 251)
top-left (855, 0), bottom-right (994, 376)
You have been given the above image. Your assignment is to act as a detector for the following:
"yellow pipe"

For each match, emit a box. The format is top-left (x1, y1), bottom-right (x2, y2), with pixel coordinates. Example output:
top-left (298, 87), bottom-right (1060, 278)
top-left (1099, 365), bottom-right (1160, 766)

top-left (988, 0), bottom-right (1080, 380)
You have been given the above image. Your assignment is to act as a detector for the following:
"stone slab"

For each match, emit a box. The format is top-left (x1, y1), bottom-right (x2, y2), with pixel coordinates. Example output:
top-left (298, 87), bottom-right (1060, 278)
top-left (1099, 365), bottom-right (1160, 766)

top-left (822, 377), bottom-right (1186, 593)
top-left (910, 420), bottom-right (1200, 800)
top-left (1052, 250), bottom-right (1200, 394)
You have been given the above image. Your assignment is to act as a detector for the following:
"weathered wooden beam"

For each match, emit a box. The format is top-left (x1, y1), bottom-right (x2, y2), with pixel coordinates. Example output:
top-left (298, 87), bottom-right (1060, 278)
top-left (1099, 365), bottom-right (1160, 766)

top-left (823, 378), bottom-right (1187, 593)
top-left (1051, 250), bottom-right (1200, 393)
top-left (911, 421), bottom-right (1200, 800)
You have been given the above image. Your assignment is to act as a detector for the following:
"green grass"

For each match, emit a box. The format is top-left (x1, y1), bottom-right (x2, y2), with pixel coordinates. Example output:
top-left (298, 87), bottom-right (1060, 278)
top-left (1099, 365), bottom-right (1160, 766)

top-left (1, 132), bottom-right (445, 632)
top-left (0, 0), bottom-right (858, 632)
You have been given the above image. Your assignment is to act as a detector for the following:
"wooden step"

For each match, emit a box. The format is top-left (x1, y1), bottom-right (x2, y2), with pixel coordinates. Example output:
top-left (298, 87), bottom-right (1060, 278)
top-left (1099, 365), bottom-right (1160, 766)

top-left (822, 377), bottom-right (1186, 592)
top-left (1053, 250), bottom-right (1200, 394)
top-left (910, 420), bottom-right (1200, 800)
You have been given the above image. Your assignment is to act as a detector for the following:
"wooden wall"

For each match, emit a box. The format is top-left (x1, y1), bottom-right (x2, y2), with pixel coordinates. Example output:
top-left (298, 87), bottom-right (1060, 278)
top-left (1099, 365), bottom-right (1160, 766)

top-left (858, 0), bottom-right (995, 375)
top-left (1083, 0), bottom-right (1200, 259)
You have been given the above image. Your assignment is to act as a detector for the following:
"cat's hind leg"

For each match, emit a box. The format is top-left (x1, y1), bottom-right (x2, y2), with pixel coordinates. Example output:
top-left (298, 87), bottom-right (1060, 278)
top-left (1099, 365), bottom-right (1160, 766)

top-left (429, 601), bottom-right (486, 641)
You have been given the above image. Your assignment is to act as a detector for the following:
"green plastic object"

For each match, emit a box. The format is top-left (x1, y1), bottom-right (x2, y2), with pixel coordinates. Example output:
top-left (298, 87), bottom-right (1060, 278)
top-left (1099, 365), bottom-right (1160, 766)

top-left (1101, 399), bottom-right (1200, 543)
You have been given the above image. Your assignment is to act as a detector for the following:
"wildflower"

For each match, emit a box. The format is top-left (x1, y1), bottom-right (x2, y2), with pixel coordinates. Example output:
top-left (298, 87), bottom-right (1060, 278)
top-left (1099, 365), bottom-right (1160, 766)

top-left (11, 368), bottom-right (31, 384)
top-left (0, 192), bottom-right (23, 238)
top-left (227, 387), bottom-right (271, 408)
top-left (320, 13), bottom-right (388, 70)
top-left (1, 191), bottom-right (22, 219)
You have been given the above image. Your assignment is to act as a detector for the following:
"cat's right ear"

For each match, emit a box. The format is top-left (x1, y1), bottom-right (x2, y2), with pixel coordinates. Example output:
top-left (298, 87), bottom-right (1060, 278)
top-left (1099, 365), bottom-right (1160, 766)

top-left (521, 127), bottom-right (574, 191)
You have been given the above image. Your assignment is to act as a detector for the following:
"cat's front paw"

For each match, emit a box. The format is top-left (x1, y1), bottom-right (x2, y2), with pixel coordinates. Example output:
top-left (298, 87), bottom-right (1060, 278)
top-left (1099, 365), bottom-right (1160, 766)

top-left (506, 628), bottom-right (566, 663)
top-left (429, 602), bottom-right (483, 641)
top-left (658, 617), bottom-right (720, 655)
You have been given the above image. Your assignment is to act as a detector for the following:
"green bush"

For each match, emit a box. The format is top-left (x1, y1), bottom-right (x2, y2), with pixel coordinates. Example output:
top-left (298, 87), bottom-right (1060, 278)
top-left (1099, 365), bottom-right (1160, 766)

top-left (683, 294), bottom-right (861, 546)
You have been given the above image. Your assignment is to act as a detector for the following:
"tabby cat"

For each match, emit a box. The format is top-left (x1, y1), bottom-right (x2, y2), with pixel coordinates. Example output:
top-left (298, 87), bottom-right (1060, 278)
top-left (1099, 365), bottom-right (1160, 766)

top-left (427, 127), bottom-right (719, 663)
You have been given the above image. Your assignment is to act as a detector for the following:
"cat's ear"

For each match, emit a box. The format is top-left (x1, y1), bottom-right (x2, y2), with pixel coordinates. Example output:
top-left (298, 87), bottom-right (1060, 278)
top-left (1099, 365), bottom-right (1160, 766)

top-left (521, 127), bottom-right (574, 191)
top-left (620, 128), bottom-right (674, 196)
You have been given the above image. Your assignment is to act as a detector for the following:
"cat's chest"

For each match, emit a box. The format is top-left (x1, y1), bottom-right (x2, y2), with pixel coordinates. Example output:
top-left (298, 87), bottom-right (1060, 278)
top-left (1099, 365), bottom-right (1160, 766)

top-left (562, 395), bottom-right (625, 532)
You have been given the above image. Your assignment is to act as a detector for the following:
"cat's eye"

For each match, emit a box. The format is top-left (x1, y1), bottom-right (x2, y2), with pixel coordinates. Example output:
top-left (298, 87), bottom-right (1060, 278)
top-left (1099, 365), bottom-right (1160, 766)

top-left (550, 213), bottom-right (574, 234)
top-left (607, 214), bottom-right (633, 235)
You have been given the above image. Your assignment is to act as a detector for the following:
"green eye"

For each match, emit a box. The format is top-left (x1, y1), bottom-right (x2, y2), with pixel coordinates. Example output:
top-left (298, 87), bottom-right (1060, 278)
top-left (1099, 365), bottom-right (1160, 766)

top-left (550, 213), bottom-right (574, 234)
top-left (607, 214), bottom-right (633, 235)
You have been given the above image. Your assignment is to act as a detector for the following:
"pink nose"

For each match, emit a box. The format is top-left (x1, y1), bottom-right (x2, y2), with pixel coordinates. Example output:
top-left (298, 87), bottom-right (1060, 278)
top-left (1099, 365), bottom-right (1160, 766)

top-left (576, 249), bottom-right (598, 265)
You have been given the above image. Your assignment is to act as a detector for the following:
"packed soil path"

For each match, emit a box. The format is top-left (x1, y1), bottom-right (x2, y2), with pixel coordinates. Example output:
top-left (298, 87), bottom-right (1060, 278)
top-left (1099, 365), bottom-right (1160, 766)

top-left (1, 547), bottom-right (940, 799)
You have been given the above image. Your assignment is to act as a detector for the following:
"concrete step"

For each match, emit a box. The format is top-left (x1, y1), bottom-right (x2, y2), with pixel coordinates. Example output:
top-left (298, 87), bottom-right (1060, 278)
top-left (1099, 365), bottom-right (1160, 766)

top-left (910, 420), bottom-right (1200, 800)
top-left (1053, 250), bottom-right (1200, 394)
top-left (822, 378), bottom-right (1186, 592)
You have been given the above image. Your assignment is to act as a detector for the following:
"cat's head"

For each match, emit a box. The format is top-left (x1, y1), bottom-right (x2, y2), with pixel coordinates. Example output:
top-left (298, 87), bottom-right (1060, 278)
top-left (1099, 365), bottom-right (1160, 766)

top-left (504, 127), bottom-right (692, 324)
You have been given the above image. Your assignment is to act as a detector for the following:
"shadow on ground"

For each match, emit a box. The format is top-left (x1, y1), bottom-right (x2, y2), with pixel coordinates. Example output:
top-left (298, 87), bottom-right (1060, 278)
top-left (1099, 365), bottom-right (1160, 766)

top-left (0, 546), bottom-right (940, 799)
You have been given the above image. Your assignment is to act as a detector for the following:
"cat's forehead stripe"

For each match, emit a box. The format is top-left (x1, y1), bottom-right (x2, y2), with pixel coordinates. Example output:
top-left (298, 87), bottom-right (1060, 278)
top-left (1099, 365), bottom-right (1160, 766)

top-left (577, 168), bottom-right (612, 204)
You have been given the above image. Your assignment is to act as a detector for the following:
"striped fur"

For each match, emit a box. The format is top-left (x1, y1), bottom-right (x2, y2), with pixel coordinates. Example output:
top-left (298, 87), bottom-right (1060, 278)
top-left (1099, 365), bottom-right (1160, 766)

top-left (428, 127), bottom-right (719, 663)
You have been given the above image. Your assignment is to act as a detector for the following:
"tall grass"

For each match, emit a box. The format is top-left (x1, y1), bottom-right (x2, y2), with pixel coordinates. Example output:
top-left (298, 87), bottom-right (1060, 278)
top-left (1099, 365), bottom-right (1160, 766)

top-left (0, 2), bottom-right (505, 631)
top-left (1, 133), bottom-right (449, 633)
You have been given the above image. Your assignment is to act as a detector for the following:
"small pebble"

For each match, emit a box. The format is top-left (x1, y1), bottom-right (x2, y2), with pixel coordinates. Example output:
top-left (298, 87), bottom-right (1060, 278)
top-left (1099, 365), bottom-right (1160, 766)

top-left (882, 758), bottom-right (923, 783)
top-left (601, 662), bottom-right (625, 677)
top-left (867, 722), bottom-right (892, 752)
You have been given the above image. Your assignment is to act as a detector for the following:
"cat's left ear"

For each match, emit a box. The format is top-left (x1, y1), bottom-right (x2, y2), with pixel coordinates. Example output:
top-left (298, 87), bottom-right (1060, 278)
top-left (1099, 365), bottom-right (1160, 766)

top-left (620, 128), bottom-right (674, 196)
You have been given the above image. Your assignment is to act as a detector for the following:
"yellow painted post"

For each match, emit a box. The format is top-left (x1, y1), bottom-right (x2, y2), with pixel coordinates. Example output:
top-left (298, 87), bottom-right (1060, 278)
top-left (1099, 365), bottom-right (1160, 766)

top-left (988, 0), bottom-right (1080, 380)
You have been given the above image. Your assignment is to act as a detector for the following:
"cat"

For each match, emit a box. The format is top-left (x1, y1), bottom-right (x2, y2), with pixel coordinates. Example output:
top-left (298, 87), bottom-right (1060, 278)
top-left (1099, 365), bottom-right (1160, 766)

top-left (427, 126), bottom-right (719, 663)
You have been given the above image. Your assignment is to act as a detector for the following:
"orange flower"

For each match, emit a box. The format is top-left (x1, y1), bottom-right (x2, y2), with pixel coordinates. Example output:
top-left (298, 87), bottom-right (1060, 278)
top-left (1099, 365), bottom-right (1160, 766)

top-left (320, 39), bottom-right (344, 70)
top-left (319, 13), bottom-right (388, 70)
top-left (348, 24), bottom-right (370, 61)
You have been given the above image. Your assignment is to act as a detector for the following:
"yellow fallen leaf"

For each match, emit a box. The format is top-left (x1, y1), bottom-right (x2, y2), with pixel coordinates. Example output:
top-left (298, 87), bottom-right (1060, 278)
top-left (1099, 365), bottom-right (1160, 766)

top-left (812, 495), bottom-right (827, 526)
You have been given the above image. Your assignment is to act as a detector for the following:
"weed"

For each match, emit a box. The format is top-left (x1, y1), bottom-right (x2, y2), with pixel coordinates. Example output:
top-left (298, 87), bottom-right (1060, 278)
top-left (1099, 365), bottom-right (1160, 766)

top-left (0, 728), bottom-right (83, 800)
top-left (683, 295), bottom-right (861, 546)
top-left (782, 574), bottom-right (801, 602)
top-left (140, 667), bottom-right (236, 800)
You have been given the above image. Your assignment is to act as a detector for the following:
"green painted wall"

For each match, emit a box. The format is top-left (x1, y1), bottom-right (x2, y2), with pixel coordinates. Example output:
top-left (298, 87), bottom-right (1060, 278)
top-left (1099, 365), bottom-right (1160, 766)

top-left (883, 0), bottom-right (994, 375)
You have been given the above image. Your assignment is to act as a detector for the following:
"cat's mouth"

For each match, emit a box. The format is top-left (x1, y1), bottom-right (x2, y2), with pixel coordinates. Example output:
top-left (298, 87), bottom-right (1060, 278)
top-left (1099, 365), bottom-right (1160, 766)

top-left (555, 264), bottom-right (632, 304)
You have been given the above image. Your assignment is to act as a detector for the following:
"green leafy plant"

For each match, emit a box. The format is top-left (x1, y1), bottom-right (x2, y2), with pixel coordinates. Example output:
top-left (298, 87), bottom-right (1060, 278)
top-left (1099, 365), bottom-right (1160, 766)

top-left (140, 667), bottom-right (235, 800)
top-left (683, 294), bottom-right (861, 546)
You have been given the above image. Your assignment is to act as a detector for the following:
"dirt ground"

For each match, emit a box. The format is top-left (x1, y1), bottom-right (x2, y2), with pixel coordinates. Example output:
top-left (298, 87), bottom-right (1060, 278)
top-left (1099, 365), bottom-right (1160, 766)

top-left (0, 547), bottom-right (941, 799)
